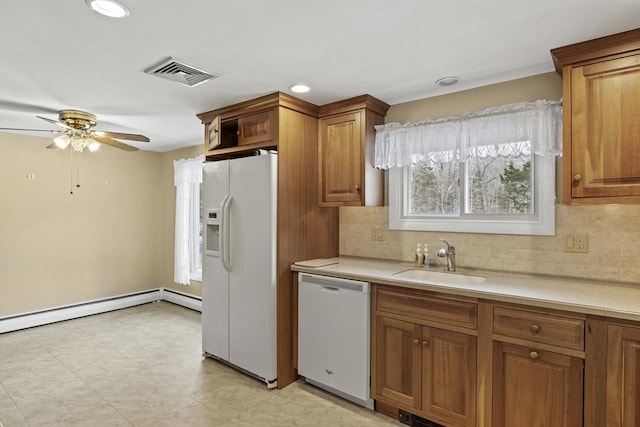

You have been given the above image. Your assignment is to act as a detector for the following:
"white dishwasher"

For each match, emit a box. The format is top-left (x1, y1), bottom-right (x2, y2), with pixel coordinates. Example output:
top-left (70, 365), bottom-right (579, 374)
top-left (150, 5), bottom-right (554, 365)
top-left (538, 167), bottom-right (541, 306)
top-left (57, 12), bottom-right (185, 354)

top-left (297, 273), bottom-right (373, 409)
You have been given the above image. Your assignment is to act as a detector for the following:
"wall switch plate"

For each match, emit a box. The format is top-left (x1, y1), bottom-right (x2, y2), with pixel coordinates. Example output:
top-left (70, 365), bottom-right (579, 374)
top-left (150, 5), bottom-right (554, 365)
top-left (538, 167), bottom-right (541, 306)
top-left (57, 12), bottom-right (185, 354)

top-left (565, 232), bottom-right (588, 253)
top-left (371, 225), bottom-right (385, 241)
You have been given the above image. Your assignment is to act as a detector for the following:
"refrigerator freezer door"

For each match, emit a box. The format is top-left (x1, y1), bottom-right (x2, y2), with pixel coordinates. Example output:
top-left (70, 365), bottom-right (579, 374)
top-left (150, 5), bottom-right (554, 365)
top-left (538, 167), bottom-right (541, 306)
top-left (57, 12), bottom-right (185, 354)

top-left (228, 154), bottom-right (277, 382)
top-left (202, 160), bottom-right (230, 362)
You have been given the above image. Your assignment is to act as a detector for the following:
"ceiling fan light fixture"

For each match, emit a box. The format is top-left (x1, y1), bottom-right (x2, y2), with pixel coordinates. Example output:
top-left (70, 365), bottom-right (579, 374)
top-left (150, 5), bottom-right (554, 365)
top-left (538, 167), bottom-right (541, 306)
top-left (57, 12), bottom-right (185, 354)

top-left (85, 0), bottom-right (130, 18)
top-left (53, 134), bottom-right (70, 149)
top-left (70, 132), bottom-right (86, 152)
top-left (88, 140), bottom-right (101, 152)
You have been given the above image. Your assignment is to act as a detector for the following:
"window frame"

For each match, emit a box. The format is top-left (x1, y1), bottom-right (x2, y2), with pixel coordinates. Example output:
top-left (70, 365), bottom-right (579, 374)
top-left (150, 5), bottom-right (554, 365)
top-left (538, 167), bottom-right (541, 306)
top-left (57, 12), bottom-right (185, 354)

top-left (389, 153), bottom-right (556, 236)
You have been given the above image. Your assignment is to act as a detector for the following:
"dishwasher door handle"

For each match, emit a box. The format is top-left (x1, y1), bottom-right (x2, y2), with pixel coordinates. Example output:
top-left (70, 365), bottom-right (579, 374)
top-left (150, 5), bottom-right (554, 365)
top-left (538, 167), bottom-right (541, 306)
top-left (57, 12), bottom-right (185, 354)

top-left (321, 286), bottom-right (340, 293)
top-left (299, 273), bottom-right (368, 293)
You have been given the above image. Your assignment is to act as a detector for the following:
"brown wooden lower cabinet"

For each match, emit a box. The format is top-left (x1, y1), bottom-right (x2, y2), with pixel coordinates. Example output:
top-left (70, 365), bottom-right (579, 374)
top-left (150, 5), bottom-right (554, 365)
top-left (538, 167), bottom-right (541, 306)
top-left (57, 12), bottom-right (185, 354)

top-left (492, 342), bottom-right (583, 427)
top-left (369, 285), bottom-right (640, 427)
top-left (606, 324), bottom-right (640, 427)
top-left (374, 315), bottom-right (477, 427)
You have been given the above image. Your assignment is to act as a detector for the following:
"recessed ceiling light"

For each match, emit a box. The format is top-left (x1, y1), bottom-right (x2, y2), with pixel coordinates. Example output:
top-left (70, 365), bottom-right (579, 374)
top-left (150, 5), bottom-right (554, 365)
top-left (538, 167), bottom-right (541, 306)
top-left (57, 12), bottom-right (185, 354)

top-left (436, 76), bottom-right (461, 87)
top-left (85, 0), bottom-right (130, 18)
top-left (289, 84), bottom-right (310, 94)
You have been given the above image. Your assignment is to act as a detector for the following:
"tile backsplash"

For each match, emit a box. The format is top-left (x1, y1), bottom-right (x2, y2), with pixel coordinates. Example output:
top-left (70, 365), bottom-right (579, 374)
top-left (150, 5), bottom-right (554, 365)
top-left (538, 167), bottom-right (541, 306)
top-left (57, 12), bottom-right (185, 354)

top-left (339, 205), bottom-right (640, 284)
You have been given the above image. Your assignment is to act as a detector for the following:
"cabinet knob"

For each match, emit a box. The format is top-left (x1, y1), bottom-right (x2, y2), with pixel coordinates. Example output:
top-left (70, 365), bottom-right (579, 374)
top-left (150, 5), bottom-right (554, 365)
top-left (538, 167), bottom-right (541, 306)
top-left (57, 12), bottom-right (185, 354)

top-left (572, 174), bottom-right (582, 183)
top-left (355, 184), bottom-right (360, 193)
top-left (530, 350), bottom-right (539, 360)
top-left (422, 340), bottom-right (430, 347)
top-left (530, 324), bottom-right (540, 334)
top-left (413, 338), bottom-right (420, 345)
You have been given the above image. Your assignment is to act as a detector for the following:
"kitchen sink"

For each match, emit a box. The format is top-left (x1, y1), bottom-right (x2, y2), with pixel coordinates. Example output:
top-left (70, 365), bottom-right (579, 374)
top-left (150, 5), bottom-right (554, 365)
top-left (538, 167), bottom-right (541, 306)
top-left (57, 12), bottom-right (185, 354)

top-left (392, 269), bottom-right (487, 285)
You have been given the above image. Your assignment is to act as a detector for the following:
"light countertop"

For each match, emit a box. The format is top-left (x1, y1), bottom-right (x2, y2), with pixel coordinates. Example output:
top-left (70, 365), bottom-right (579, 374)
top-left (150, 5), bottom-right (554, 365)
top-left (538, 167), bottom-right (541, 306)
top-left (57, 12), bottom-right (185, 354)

top-left (291, 256), bottom-right (640, 322)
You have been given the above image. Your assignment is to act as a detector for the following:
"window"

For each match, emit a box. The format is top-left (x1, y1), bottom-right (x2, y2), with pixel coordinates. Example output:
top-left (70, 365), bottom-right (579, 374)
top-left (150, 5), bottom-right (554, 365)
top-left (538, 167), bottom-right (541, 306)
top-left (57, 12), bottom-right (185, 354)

top-left (174, 155), bottom-right (204, 284)
top-left (377, 100), bottom-right (562, 236)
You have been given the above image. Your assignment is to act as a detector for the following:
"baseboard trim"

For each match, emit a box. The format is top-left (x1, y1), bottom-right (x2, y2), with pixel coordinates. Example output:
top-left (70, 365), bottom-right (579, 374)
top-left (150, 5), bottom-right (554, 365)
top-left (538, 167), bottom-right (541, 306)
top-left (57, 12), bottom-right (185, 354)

top-left (0, 287), bottom-right (202, 334)
top-left (161, 288), bottom-right (202, 312)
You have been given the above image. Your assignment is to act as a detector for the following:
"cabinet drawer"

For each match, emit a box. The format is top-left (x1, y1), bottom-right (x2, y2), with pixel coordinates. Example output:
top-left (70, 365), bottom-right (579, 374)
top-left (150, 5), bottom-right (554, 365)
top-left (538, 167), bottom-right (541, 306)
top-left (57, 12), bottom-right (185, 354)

top-left (493, 306), bottom-right (584, 351)
top-left (376, 287), bottom-right (477, 330)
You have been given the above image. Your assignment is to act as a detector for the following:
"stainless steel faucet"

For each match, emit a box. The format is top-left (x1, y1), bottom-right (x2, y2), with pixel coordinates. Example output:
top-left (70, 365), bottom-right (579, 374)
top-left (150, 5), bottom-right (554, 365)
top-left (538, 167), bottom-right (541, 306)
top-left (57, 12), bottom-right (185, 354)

top-left (437, 239), bottom-right (456, 271)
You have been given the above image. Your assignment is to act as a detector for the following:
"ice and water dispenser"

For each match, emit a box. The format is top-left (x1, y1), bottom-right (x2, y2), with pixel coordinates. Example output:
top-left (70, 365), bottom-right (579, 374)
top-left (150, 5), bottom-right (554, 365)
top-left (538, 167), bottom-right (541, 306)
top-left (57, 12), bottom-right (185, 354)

top-left (205, 208), bottom-right (220, 256)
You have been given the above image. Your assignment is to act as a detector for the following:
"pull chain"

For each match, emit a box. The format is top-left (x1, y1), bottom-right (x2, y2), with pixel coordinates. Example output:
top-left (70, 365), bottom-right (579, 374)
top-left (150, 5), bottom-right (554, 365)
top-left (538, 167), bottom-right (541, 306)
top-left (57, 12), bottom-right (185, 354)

top-left (69, 149), bottom-right (82, 194)
top-left (70, 146), bottom-right (74, 194)
top-left (76, 150), bottom-right (81, 190)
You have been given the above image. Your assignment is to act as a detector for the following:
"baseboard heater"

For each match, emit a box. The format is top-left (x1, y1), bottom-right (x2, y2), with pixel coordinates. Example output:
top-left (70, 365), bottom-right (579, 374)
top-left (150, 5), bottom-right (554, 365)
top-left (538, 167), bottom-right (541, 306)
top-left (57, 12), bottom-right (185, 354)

top-left (0, 287), bottom-right (202, 334)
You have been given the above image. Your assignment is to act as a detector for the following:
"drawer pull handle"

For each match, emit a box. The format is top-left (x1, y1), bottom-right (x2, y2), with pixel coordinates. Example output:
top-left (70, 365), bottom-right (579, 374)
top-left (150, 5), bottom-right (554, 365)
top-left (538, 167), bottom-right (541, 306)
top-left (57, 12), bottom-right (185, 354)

top-left (530, 350), bottom-right (539, 360)
top-left (413, 338), bottom-right (420, 345)
top-left (423, 340), bottom-right (430, 348)
top-left (530, 324), bottom-right (540, 333)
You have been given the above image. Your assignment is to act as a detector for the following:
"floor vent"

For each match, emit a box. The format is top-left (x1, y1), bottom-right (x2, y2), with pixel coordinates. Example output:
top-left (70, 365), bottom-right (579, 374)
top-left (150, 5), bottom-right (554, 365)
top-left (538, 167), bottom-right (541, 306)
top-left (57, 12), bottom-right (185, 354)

top-left (398, 410), bottom-right (444, 427)
top-left (144, 57), bottom-right (217, 87)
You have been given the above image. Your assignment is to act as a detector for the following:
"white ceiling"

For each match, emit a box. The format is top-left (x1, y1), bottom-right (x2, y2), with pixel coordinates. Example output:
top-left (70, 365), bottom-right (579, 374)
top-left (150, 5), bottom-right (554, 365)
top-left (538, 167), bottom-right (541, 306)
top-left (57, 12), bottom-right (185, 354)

top-left (0, 0), bottom-right (638, 152)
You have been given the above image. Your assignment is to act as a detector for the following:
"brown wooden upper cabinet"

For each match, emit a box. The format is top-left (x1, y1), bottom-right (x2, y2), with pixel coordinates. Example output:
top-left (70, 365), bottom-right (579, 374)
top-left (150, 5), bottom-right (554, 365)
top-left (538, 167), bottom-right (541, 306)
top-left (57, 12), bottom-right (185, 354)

top-left (202, 109), bottom-right (278, 158)
top-left (551, 28), bottom-right (640, 204)
top-left (318, 95), bottom-right (389, 207)
top-left (198, 93), bottom-right (318, 160)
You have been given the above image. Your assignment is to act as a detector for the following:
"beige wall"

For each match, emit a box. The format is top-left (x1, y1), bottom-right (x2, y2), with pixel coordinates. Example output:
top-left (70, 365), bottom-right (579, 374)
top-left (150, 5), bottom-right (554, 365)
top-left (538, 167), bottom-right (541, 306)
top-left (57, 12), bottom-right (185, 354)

top-left (0, 132), bottom-right (164, 316)
top-left (0, 131), bottom-right (206, 318)
top-left (340, 73), bottom-right (640, 285)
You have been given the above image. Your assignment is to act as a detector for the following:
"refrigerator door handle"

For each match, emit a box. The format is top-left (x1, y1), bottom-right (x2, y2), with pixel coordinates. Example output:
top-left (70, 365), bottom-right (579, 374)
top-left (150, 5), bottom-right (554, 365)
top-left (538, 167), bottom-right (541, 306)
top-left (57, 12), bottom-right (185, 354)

top-left (221, 195), bottom-right (233, 272)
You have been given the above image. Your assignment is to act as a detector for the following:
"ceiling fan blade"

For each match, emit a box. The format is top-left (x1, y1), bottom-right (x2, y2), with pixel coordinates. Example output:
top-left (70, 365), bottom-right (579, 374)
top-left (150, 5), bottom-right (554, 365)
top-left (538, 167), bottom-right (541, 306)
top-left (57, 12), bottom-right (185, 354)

top-left (36, 116), bottom-right (75, 131)
top-left (46, 142), bottom-right (59, 149)
top-left (0, 100), bottom-right (59, 114)
top-left (0, 127), bottom-right (62, 133)
top-left (91, 130), bottom-right (150, 142)
top-left (92, 135), bottom-right (139, 151)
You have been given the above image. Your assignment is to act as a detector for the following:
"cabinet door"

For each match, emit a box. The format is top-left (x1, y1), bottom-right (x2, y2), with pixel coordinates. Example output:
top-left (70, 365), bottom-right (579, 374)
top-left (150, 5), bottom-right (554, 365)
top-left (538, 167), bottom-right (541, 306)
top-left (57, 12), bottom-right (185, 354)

top-left (205, 115), bottom-right (221, 154)
top-left (238, 109), bottom-right (276, 146)
top-left (570, 53), bottom-right (640, 199)
top-left (318, 111), bottom-right (363, 206)
top-left (422, 327), bottom-right (477, 427)
top-left (375, 316), bottom-right (422, 409)
top-left (493, 342), bottom-right (583, 427)
top-left (606, 324), bottom-right (640, 427)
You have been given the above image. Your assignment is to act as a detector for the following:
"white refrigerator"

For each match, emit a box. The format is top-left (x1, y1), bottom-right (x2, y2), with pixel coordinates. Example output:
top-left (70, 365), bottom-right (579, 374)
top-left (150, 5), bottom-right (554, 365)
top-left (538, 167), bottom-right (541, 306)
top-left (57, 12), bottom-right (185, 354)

top-left (201, 153), bottom-right (277, 387)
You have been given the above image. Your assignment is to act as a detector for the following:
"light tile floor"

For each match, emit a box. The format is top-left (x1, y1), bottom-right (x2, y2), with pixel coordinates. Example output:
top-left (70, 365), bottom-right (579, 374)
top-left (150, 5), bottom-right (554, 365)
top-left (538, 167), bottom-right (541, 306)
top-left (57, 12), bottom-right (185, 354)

top-left (0, 302), bottom-right (403, 426)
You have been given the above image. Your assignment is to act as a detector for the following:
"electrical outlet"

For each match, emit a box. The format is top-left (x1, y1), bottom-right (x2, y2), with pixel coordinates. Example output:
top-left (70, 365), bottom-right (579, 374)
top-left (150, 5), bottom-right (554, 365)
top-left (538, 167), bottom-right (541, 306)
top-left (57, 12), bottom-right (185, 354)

top-left (371, 225), bottom-right (385, 241)
top-left (565, 232), bottom-right (588, 253)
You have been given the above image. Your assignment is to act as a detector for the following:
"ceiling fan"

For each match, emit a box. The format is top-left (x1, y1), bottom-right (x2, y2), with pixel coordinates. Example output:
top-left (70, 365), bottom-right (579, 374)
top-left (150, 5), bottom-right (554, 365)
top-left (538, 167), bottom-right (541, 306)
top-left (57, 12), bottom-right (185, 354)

top-left (0, 109), bottom-right (150, 152)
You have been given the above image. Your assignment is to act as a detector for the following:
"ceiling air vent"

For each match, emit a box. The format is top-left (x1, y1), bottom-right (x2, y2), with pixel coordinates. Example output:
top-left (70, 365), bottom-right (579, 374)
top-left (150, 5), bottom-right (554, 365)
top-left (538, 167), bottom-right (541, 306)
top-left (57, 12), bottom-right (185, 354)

top-left (144, 57), bottom-right (217, 87)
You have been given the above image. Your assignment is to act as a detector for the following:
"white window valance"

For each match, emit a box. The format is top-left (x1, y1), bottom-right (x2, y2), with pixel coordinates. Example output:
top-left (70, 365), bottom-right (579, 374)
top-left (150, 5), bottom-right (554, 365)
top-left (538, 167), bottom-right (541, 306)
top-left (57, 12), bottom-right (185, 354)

top-left (374, 99), bottom-right (563, 169)
top-left (174, 155), bottom-right (205, 186)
